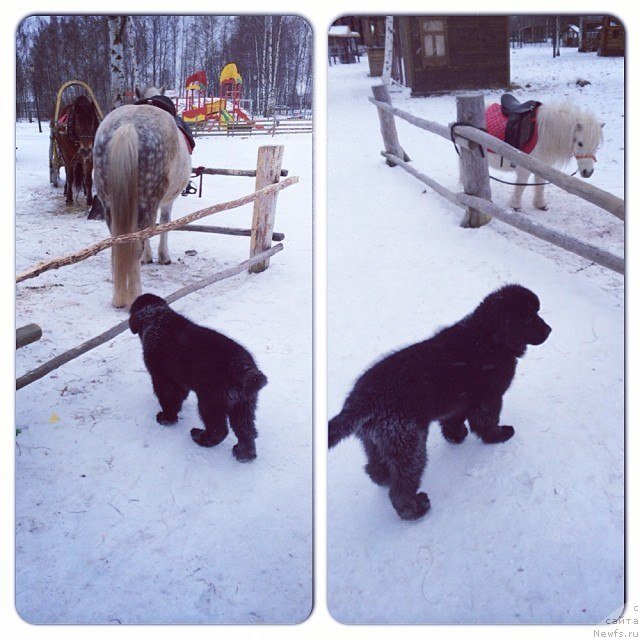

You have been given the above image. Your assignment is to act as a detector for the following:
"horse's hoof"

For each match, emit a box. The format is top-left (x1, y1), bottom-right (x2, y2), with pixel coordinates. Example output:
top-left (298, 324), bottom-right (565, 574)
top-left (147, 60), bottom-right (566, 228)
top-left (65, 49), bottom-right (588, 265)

top-left (536, 205), bottom-right (549, 211)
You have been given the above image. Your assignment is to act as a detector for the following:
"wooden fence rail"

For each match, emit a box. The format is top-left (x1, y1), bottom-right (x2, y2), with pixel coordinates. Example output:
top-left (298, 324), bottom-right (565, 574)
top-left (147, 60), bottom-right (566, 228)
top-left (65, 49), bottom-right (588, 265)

top-left (381, 150), bottom-right (623, 275)
top-left (16, 243), bottom-right (284, 390)
top-left (17, 174), bottom-right (298, 283)
top-left (371, 88), bottom-right (624, 275)
top-left (369, 94), bottom-right (624, 220)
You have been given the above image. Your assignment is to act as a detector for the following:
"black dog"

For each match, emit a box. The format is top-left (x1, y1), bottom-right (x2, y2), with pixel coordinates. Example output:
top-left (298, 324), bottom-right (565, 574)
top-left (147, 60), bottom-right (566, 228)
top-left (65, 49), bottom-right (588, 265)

top-left (329, 284), bottom-right (551, 520)
top-left (129, 293), bottom-right (267, 461)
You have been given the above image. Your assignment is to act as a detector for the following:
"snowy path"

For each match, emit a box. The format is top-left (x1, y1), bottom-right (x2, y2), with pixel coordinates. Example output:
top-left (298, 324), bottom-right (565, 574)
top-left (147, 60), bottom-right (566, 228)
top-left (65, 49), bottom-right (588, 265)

top-left (327, 49), bottom-right (623, 624)
top-left (15, 124), bottom-right (313, 623)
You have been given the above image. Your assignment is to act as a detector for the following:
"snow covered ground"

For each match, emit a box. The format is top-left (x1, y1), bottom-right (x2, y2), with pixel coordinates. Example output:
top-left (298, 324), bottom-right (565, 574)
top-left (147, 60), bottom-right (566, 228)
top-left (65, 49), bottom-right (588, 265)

top-left (328, 47), bottom-right (624, 624)
top-left (15, 124), bottom-right (313, 623)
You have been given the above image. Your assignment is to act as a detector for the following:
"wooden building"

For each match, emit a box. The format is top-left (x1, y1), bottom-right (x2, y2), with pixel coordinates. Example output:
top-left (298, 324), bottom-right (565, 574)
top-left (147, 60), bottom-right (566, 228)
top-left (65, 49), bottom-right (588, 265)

top-left (398, 16), bottom-right (510, 96)
top-left (599, 16), bottom-right (624, 56)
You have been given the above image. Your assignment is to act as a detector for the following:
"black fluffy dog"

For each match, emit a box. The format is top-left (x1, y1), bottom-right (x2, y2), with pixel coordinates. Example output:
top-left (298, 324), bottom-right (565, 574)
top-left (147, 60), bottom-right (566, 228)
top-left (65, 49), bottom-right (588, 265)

top-left (329, 284), bottom-right (551, 520)
top-left (129, 293), bottom-right (267, 461)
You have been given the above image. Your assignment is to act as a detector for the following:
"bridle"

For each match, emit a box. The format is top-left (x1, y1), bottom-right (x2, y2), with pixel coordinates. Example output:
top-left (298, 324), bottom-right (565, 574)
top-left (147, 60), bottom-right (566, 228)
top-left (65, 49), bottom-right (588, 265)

top-left (574, 152), bottom-right (597, 162)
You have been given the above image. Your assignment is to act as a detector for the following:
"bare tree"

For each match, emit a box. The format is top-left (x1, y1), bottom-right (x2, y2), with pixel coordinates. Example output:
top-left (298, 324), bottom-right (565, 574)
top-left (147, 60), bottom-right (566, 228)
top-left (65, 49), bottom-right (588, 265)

top-left (108, 15), bottom-right (128, 108)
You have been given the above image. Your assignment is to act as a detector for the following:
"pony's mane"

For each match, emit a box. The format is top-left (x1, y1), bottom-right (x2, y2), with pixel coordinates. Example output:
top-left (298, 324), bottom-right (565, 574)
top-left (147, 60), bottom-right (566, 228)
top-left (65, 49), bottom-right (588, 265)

top-left (535, 100), bottom-right (603, 167)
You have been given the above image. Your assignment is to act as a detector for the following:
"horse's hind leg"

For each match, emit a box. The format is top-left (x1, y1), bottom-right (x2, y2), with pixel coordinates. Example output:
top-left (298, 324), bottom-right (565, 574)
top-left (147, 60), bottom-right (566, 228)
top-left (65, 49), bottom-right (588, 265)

top-left (157, 203), bottom-right (173, 265)
top-left (141, 238), bottom-right (154, 264)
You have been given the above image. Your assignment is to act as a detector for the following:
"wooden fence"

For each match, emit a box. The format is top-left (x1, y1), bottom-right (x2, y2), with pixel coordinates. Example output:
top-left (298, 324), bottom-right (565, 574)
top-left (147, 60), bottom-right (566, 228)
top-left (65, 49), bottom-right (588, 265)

top-left (193, 117), bottom-right (312, 137)
top-left (16, 145), bottom-right (297, 389)
top-left (370, 86), bottom-right (624, 275)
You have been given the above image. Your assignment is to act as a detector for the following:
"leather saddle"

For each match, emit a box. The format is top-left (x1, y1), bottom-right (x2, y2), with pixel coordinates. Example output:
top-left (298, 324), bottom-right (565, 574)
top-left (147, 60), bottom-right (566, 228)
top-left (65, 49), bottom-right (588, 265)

top-left (500, 94), bottom-right (541, 151)
top-left (135, 95), bottom-right (195, 153)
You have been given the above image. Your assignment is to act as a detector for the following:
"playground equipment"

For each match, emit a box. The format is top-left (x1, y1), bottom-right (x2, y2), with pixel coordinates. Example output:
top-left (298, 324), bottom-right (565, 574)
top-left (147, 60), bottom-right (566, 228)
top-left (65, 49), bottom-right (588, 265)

top-left (181, 64), bottom-right (262, 132)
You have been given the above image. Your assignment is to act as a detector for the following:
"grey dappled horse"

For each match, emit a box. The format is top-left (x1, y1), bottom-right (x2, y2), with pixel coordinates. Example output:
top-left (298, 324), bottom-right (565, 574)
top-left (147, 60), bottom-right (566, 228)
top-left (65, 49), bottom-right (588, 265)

top-left (93, 87), bottom-right (191, 308)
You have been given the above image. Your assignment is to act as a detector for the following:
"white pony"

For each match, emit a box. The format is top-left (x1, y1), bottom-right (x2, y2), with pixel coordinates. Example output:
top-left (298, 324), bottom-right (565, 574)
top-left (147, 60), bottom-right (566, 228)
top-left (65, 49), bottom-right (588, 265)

top-left (487, 100), bottom-right (604, 211)
top-left (93, 87), bottom-right (191, 308)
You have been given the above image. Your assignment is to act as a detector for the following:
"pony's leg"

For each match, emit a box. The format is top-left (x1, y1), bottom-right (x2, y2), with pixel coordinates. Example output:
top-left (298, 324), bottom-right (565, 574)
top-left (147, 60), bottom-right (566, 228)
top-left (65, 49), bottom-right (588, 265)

top-left (157, 203), bottom-right (173, 265)
top-left (533, 179), bottom-right (548, 210)
top-left (507, 166), bottom-right (530, 211)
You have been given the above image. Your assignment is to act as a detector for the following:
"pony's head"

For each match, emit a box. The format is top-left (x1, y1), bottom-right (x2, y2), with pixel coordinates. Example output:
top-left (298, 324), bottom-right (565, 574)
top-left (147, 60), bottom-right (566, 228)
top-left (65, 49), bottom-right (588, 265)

top-left (573, 119), bottom-right (604, 179)
top-left (135, 85), bottom-right (166, 100)
top-left (536, 101), bottom-right (604, 178)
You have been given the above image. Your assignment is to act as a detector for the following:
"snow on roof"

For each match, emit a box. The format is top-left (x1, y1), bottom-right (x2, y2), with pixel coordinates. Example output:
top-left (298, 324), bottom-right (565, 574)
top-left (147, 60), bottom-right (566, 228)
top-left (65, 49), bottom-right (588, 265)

top-left (328, 25), bottom-right (360, 38)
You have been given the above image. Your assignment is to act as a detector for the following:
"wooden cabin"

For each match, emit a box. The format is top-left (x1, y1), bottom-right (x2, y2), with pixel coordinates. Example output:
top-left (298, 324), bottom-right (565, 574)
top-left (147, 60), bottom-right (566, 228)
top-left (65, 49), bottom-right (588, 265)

top-left (398, 16), bottom-right (510, 96)
top-left (599, 16), bottom-right (624, 56)
top-left (560, 24), bottom-right (580, 47)
top-left (328, 24), bottom-right (361, 65)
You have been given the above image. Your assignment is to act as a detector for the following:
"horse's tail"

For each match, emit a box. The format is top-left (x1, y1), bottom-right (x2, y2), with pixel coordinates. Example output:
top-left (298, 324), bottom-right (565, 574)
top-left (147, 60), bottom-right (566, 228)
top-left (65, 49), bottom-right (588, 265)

top-left (108, 123), bottom-right (140, 308)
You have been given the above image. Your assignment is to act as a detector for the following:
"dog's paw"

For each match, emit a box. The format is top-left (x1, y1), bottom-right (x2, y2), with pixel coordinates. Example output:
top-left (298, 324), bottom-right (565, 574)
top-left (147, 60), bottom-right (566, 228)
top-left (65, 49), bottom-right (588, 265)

top-left (481, 425), bottom-right (515, 444)
top-left (190, 428), bottom-right (228, 448)
top-left (393, 492), bottom-right (431, 521)
top-left (232, 443), bottom-right (257, 462)
top-left (156, 411), bottom-right (178, 426)
top-left (441, 422), bottom-right (468, 444)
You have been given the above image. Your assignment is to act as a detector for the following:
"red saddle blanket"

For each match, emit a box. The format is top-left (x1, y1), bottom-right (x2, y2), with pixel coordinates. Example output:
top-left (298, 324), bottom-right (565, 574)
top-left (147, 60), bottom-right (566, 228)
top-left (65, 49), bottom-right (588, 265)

top-left (485, 102), bottom-right (538, 155)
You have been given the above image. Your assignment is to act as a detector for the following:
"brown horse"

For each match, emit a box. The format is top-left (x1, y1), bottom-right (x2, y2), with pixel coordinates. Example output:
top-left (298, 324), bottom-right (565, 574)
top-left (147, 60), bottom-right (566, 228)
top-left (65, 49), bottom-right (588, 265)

top-left (54, 95), bottom-right (101, 206)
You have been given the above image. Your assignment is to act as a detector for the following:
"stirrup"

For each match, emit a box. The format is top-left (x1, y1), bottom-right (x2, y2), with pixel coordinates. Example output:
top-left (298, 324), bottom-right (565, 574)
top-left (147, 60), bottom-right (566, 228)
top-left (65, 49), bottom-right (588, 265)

top-left (181, 181), bottom-right (198, 196)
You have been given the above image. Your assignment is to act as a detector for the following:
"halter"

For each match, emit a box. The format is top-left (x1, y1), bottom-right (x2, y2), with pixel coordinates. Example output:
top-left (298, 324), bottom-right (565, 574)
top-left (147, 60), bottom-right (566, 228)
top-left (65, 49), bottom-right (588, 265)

top-left (574, 153), bottom-right (597, 162)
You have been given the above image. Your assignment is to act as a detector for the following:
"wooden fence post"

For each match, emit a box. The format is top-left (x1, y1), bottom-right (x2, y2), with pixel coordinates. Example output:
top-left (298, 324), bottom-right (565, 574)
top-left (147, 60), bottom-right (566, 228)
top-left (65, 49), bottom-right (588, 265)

top-left (456, 93), bottom-right (492, 228)
top-left (372, 84), bottom-right (410, 167)
top-left (249, 145), bottom-right (284, 273)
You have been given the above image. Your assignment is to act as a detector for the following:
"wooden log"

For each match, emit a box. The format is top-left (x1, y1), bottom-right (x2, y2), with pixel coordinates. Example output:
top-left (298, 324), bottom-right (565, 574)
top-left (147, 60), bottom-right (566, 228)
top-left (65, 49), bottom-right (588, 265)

top-left (381, 150), bottom-right (623, 275)
top-left (173, 224), bottom-right (284, 241)
top-left (371, 84), bottom-right (410, 167)
top-left (451, 124), bottom-right (625, 220)
top-left (369, 97), bottom-right (624, 220)
top-left (457, 94), bottom-right (492, 228)
top-left (16, 324), bottom-right (42, 349)
top-left (193, 167), bottom-right (289, 178)
top-left (16, 176), bottom-right (298, 283)
top-left (16, 243), bottom-right (284, 390)
top-left (249, 146), bottom-right (284, 274)
top-left (369, 96), bottom-right (452, 141)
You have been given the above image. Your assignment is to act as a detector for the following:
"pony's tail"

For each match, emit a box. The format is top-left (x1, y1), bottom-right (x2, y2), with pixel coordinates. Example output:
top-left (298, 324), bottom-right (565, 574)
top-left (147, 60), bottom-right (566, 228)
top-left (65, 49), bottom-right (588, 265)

top-left (108, 123), bottom-right (139, 308)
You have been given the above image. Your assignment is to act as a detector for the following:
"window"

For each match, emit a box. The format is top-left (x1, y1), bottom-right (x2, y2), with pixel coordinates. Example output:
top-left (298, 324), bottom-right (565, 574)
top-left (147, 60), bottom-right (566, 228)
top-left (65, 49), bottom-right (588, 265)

top-left (421, 18), bottom-right (448, 66)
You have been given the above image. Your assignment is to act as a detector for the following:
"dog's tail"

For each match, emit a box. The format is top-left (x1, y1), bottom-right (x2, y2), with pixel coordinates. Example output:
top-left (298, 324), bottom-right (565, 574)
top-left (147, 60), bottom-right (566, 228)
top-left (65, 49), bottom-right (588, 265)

top-left (329, 407), bottom-right (363, 448)
top-left (241, 367), bottom-right (268, 398)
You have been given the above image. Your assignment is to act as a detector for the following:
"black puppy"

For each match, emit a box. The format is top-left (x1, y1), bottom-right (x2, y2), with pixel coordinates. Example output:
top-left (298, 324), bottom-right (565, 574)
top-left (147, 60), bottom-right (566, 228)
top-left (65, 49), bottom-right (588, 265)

top-left (329, 284), bottom-right (551, 520)
top-left (129, 293), bottom-right (267, 462)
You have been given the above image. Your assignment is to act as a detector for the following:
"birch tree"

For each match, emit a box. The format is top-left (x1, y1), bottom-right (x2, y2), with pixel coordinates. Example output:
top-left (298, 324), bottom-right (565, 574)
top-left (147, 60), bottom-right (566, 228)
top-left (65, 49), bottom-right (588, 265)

top-left (382, 16), bottom-right (394, 85)
top-left (108, 15), bottom-right (128, 109)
